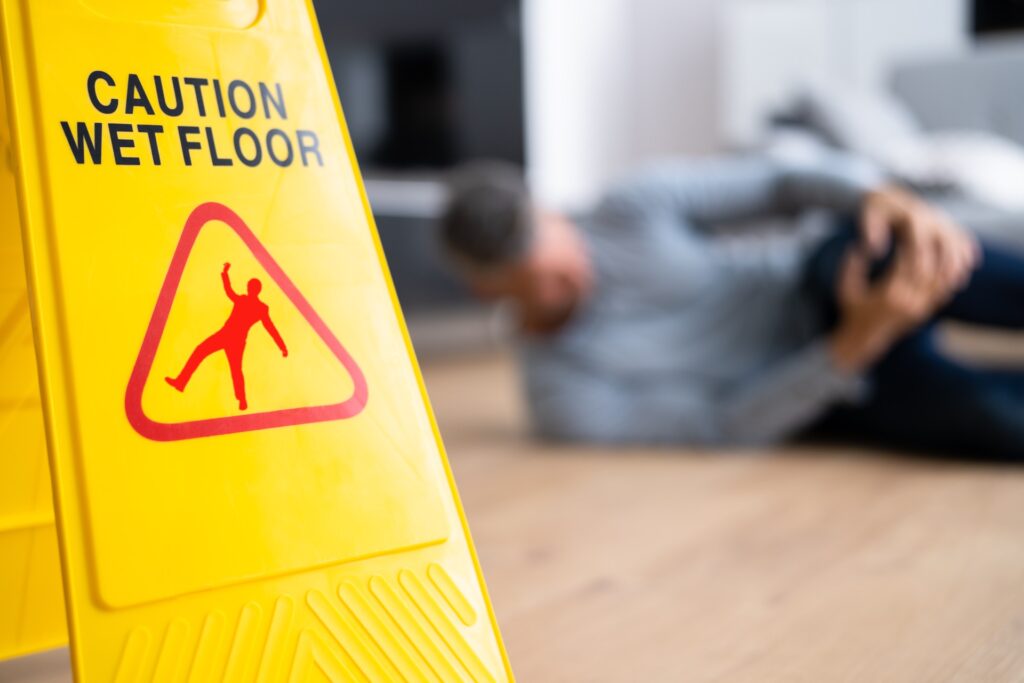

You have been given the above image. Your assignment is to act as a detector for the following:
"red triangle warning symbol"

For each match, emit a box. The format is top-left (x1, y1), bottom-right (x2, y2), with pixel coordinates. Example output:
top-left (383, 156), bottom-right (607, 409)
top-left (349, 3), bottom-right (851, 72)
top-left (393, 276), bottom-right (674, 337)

top-left (125, 202), bottom-right (368, 441)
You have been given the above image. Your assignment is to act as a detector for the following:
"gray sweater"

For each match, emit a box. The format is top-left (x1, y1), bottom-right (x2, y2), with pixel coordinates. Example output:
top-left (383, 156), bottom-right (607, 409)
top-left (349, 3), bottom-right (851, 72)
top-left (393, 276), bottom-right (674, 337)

top-left (522, 154), bottom-right (882, 446)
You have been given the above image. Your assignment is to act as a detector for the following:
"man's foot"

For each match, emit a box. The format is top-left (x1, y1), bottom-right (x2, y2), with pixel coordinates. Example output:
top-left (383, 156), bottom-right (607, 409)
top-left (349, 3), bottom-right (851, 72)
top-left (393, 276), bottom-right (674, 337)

top-left (165, 376), bottom-right (185, 392)
top-left (239, 399), bottom-right (247, 411)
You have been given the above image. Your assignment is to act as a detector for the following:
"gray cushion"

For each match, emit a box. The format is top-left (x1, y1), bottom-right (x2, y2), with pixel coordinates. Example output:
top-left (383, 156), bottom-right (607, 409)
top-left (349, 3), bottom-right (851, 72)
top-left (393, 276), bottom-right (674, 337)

top-left (892, 41), bottom-right (1024, 147)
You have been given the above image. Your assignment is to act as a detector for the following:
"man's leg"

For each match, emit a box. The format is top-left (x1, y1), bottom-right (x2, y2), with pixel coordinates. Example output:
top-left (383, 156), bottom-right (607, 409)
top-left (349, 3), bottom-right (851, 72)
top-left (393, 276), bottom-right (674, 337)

top-left (803, 222), bottom-right (1024, 459)
top-left (166, 334), bottom-right (222, 391)
top-left (815, 330), bottom-right (1024, 460)
top-left (938, 242), bottom-right (1024, 327)
top-left (226, 345), bottom-right (247, 410)
top-left (805, 220), bottom-right (1024, 330)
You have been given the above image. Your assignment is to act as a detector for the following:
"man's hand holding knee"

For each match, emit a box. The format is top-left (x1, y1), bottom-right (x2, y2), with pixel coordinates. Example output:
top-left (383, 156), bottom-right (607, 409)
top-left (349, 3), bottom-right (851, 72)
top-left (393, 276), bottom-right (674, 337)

top-left (861, 186), bottom-right (980, 291)
top-left (829, 187), bottom-right (980, 374)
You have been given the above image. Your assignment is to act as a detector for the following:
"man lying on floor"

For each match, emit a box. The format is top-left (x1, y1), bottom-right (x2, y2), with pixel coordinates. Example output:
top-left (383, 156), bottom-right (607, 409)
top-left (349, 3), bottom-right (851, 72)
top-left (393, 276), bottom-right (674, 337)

top-left (440, 156), bottom-right (1024, 460)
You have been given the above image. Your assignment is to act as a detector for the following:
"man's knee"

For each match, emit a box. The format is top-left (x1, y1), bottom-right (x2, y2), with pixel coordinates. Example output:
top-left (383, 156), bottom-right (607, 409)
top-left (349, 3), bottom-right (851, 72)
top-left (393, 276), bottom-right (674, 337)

top-left (802, 217), bottom-right (860, 317)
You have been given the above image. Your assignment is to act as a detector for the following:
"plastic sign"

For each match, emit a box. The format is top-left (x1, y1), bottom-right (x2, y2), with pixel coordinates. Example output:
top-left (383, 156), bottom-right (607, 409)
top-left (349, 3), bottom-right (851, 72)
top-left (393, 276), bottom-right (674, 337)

top-left (0, 0), bottom-right (512, 680)
top-left (0, 66), bottom-right (67, 661)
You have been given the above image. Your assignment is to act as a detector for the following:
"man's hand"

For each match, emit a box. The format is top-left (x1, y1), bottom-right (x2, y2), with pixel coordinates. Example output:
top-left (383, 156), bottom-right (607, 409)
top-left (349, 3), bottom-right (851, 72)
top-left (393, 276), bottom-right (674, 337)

top-left (223, 262), bottom-right (231, 274)
top-left (829, 245), bottom-right (958, 373)
top-left (861, 186), bottom-right (980, 291)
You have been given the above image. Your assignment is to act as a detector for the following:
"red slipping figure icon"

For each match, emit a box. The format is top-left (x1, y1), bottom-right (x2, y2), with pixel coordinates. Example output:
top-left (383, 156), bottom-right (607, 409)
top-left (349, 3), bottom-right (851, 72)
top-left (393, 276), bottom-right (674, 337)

top-left (166, 262), bottom-right (288, 410)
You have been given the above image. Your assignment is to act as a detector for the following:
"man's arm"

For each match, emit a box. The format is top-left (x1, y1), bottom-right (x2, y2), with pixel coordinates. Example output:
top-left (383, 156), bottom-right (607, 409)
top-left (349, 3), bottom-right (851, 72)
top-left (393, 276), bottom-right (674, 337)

top-left (262, 313), bottom-right (288, 357)
top-left (601, 157), bottom-right (978, 294)
top-left (599, 151), bottom-right (884, 229)
top-left (713, 340), bottom-right (863, 445)
top-left (221, 262), bottom-right (240, 301)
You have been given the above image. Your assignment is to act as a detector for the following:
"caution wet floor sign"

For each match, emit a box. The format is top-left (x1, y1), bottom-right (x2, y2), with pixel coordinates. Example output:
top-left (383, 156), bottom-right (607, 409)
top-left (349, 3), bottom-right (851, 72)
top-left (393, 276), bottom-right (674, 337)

top-left (0, 0), bottom-right (512, 680)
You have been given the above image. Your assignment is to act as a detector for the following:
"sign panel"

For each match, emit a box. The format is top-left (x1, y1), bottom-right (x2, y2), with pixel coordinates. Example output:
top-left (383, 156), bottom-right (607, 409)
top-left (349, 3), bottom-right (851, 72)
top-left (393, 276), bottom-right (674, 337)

top-left (0, 0), bottom-right (511, 679)
top-left (0, 66), bottom-right (67, 661)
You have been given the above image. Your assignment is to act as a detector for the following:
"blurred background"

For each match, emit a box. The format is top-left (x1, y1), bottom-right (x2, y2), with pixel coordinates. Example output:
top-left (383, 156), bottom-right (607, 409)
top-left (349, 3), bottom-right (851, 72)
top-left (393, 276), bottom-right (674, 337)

top-left (313, 0), bottom-right (1024, 351)
top-left (304, 6), bottom-right (1024, 678)
top-left (314, 0), bottom-right (523, 338)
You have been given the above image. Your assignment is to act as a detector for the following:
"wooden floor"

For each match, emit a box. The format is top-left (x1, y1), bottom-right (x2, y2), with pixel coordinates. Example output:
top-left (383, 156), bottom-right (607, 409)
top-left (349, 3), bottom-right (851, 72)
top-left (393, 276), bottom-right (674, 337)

top-left (429, 350), bottom-right (1024, 682)
top-left (6, 345), bottom-right (1024, 681)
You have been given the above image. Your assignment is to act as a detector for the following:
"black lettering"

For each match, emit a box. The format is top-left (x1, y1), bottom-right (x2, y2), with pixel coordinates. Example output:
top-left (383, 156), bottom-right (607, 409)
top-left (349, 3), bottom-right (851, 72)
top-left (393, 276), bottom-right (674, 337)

top-left (227, 80), bottom-right (257, 119)
top-left (212, 79), bottom-right (227, 118)
top-left (137, 124), bottom-right (164, 165)
top-left (108, 123), bottom-right (140, 165)
top-left (60, 121), bottom-right (103, 164)
top-left (265, 128), bottom-right (293, 167)
top-left (87, 71), bottom-right (117, 114)
top-left (233, 128), bottom-right (262, 167)
top-left (296, 130), bottom-right (322, 167)
top-left (259, 82), bottom-right (287, 120)
top-left (183, 77), bottom-right (209, 117)
top-left (154, 76), bottom-right (183, 117)
top-left (178, 125), bottom-right (202, 166)
top-left (205, 127), bottom-right (233, 166)
top-left (125, 74), bottom-right (155, 116)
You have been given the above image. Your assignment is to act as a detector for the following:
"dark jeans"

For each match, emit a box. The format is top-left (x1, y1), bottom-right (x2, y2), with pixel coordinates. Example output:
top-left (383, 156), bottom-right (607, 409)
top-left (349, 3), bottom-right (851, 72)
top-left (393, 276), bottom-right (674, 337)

top-left (804, 223), bottom-right (1024, 461)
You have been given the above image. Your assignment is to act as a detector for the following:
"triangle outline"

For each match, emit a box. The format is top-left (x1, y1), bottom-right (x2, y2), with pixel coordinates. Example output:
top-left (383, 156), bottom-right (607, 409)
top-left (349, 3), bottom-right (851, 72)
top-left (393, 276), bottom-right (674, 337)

top-left (125, 201), bottom-right (368, 441)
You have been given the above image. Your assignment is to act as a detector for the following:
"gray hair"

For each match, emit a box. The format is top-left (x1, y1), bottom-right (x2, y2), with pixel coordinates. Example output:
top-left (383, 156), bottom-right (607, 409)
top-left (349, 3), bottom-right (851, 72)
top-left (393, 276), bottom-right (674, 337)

top-left (440, 162), bottom-right (533, 269)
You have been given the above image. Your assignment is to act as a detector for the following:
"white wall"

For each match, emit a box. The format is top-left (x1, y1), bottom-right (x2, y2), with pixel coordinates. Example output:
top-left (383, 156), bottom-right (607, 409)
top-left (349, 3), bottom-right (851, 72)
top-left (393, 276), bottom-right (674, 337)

top-left (629, 0), bottom-right (722, 159)
top-left (523, 0), bottom-right (635, 209)
top-left (525, 0), bottom-right (969, 209)
top-left (524, 0), bottom-right (722, 209)
top-left (722, 0), bottom-right (968, 146)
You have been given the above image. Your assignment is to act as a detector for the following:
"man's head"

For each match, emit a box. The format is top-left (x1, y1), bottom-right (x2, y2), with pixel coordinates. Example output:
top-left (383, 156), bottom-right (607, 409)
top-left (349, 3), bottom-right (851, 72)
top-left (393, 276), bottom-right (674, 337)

top-left (247, 278), bottom-right (262, 296)
top-left (441, 163), bottom-right (593, 333)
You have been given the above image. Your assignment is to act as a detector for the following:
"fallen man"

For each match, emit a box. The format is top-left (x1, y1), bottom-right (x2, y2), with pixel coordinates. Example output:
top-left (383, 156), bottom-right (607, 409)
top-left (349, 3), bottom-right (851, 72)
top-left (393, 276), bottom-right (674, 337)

top-left (440, 156), bottom-right (1024, 459)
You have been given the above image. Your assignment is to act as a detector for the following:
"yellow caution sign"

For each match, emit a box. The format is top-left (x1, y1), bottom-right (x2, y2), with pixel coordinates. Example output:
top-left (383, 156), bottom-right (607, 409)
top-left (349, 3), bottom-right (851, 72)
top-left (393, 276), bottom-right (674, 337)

top-left (0, 64), bottom-right (67, 661)
top-left (0, 0), bottom-right (512, 680)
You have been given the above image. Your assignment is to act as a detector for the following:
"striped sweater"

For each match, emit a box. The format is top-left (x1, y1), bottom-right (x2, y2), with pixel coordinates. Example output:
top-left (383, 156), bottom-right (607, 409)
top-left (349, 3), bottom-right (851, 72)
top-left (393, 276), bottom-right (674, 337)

top-left (522, 153), bottom-right (881, 446)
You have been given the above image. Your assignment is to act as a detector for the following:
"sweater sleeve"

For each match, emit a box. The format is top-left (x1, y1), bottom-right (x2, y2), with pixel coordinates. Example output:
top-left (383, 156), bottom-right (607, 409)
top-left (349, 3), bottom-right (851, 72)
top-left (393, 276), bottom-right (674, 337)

top-left (522, 338), bottom-right (866, 447)
top-left (713, 340), bottom-right (866, 445)
top-left (601, 152), bottom-right (884, 229)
